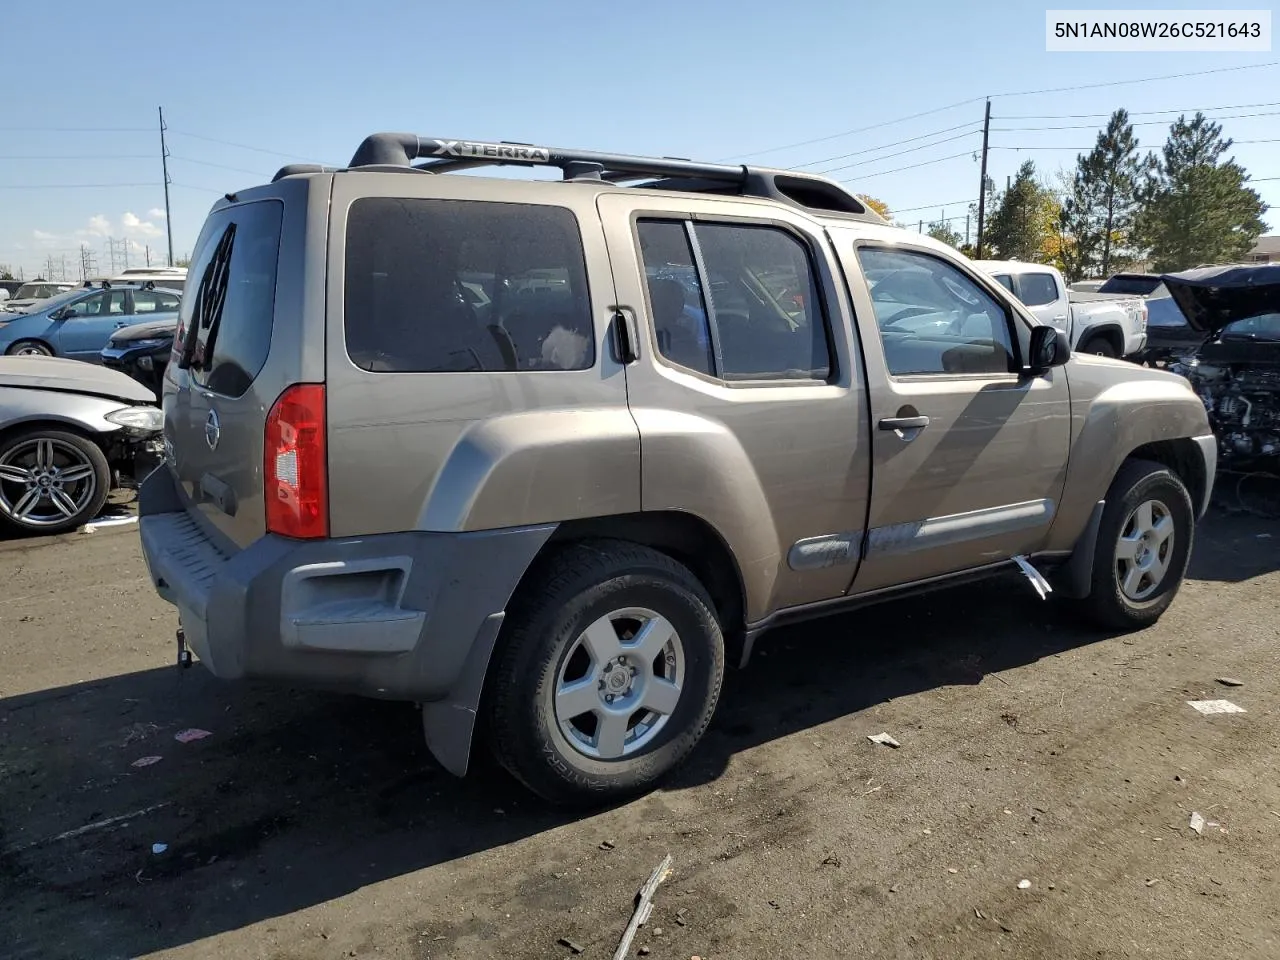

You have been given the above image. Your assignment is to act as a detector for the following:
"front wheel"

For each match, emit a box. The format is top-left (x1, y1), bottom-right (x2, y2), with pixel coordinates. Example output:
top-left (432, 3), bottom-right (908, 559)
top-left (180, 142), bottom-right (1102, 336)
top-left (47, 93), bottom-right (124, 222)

top-left (0, 428), bottom-right (111, 535)
top-left (1075, 459), bottom-right (1195, 631)
top-left (487, 540), bottom-right (725, 805)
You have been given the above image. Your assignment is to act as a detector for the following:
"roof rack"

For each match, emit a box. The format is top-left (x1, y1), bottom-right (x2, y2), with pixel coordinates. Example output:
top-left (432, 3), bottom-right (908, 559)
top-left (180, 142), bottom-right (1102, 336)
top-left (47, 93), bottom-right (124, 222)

top-left (272, 133), bottom-right (885, 223)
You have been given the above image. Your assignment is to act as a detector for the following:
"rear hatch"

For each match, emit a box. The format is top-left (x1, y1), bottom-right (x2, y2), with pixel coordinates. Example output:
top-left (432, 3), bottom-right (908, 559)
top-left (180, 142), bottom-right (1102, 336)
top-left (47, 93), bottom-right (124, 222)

top-left (161, 176), bottom-right (328, 549)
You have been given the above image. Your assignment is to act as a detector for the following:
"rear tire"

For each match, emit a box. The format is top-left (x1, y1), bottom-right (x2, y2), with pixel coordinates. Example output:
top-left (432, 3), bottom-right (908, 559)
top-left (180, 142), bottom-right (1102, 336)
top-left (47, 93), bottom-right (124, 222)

top-left (1080, 336), bottom-right (1118, 358)
top-left (487, 540), bottom-right (725, 806)
top-left (6, 339), bottom-right (53, 357)
top-left (0, 428), bottom-right (110, 535)
top-left (1075, 459), bottom-right (1194, 631)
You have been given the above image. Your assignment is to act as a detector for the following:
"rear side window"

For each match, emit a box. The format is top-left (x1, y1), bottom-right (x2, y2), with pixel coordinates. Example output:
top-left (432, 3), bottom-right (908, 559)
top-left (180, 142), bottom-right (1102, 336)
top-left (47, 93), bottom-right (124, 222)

top-left (344, 198), bottom-right (594, 373)
top-left (1097, 275), bottom-right (1161, 295)
top-left (637, 219), bottom-right (830, 382)
top-left (133, 290), bottom-right (181, 314)
top-left (1015, 272), bottom-right (1059, 307)
top-left (181, 199), bottom-right (283, 397)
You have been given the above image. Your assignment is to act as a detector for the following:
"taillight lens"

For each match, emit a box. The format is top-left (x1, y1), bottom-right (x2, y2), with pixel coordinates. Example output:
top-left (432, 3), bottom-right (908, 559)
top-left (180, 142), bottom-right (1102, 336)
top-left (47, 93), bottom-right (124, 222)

top-left (264, 383), bottom-right (328, 539)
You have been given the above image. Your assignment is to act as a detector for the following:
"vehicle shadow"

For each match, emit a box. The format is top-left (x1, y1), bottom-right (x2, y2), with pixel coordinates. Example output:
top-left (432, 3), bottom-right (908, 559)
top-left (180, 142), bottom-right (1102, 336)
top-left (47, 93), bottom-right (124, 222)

top-left (0, 510), bottom-right (1273, 958)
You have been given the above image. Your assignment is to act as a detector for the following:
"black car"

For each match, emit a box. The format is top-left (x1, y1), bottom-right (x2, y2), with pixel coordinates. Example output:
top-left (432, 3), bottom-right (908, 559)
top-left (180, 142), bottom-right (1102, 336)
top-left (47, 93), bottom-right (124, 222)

top-left (1163, 263), bottom-right (1280, 464)
top-left (100, 317), bottom-right (176, 397)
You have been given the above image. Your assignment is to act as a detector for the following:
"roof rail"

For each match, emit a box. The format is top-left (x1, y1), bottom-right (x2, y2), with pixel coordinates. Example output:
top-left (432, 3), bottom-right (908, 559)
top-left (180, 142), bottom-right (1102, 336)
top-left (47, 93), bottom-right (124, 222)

top-left (272, 133), bottom-right (884, 222)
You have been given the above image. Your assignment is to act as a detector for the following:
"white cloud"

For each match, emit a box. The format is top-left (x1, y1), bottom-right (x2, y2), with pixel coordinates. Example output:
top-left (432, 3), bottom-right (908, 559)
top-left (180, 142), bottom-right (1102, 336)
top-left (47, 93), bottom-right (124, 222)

top-left (121, 211), bottom-right (164, 238)
top-left (32, 230), bottom-right (57, 242)
top-left (84, 215), bottom-right (111, 237)
top-left (147, 208), bottom-right (167, 220)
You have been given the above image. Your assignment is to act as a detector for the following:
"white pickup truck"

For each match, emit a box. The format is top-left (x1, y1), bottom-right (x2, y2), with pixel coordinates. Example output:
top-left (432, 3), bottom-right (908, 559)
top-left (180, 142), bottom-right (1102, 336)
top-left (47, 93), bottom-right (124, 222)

top-left (974, 260), bottom-right (1148, 360)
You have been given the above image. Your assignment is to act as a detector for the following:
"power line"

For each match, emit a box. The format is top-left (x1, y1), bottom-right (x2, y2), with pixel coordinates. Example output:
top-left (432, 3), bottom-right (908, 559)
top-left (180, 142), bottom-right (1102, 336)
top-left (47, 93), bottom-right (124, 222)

top-left (167, 130), bottom-right (317, 162)
top-left (726, 59), bottom-right (1279, 165)
top-left (987, 59), bottom-right (1279, 100)
top-left (891, 198), bottom-right (978, 214)
top-left (0, 182), bottom-right (154, 189)
top-left (814, 129), bottom-right (981, 175)
top-left (170, 182), bottom-right (228, 194)
top-left (170, 155), bottom-right (272, 177)
top-left (837, 150), bottom-right (974, 183)
top-left (795, 121), bottom-right (980, 169)
top-left (995, 99), bottom-right (1280, 120)
top-left (721, 97), bottom-right (987, 161)
top-left (992, 137), bottom-right (1280, 151)
top-left (994, 109), bottom-right (1280, 133)
top-left (0, 154), bottom-right (153, 160)
top-left (0, 126), bottom-right (152, 133)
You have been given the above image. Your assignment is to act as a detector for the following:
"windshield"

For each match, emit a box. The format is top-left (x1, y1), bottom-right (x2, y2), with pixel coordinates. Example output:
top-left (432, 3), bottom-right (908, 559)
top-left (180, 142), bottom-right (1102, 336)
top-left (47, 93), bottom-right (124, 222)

top-left (12, 287), bottom-right (87, 313)
top-left (1220, 312), bottom-right (1280, 341)
top-left (14, 282), bottom-right (71, 300)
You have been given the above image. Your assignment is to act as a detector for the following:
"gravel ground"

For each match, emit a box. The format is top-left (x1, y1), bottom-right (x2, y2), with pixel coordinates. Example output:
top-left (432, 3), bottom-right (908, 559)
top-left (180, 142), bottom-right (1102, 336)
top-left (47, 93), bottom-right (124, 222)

top-left (2, 501), bottom-right (1279, 960)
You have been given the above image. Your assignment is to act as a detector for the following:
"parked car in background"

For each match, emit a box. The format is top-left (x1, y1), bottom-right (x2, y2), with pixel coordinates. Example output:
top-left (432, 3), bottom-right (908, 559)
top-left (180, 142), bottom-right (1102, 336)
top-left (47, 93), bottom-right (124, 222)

top-left (0, 280), bottom-right (23, 303)
top-left (100, 316), bottom-right (176, 397)
top-left (1165, 263), bottom-right (1280, 465)
top-left (139, 132), bottom-right (1216, 805)
top-left (3, 279), bottom-right (77, 313)
top-left (975, 260), bottom-right (1148, 358)
top-left (0, 281), bottom-right (181, 360)
top-left (0, 355), bottom-right (163, 534)
top-left (114, 266), bottom-right (188, 291)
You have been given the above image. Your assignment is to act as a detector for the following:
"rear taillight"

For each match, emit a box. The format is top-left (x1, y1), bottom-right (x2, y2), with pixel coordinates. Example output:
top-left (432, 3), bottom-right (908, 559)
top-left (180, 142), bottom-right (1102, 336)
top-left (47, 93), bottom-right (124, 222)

top-left (265, 383), bottom-right (328, 539)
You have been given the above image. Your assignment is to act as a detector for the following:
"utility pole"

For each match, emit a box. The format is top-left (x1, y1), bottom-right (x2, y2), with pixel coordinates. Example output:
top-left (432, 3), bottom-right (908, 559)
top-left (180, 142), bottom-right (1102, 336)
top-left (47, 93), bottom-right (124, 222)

top-left (145, 244), bottom-right (152, 267)
top-left (159, 106), bottom-right (174, 267)
top-left (975, 98), bottom-right (992, 259)
top-left (965, 214), bottom-right (971, 246)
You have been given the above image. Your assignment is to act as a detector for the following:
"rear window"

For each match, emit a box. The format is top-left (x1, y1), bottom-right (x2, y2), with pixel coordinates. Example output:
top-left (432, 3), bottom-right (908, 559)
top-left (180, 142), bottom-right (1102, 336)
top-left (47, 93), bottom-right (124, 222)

top-left (180, 199), bottom-right (283, 397)
top-left (1015, 272), bottom-right (1058, 307)
top-left (344, 198), bottom-right (594, 373)
top-left (1098, 275), bottom-right (1162, 296)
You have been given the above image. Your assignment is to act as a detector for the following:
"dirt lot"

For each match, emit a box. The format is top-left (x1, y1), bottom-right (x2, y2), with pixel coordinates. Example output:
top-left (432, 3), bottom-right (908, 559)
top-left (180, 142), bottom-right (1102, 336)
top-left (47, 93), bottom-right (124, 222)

top-left (2, 496), bottom-right (1280, 960)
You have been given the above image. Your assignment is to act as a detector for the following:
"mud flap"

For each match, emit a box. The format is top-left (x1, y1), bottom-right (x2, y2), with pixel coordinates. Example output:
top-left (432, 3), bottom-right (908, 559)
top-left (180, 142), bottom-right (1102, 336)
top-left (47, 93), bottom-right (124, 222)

top-left (420, 611), bottom-right (506, 777)
top-left (1054, 500), bottom-right (1106, 599)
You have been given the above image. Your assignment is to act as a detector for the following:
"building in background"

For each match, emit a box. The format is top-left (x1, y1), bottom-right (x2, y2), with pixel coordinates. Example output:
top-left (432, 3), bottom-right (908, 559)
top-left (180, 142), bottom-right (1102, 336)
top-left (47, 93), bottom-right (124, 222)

top-left (1247, 235), bottom-right (1280, 264)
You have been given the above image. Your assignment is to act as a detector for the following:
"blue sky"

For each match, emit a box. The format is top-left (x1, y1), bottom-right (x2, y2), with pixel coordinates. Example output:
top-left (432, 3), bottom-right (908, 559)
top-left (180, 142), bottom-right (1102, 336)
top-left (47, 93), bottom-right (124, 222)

top-left (1, 0), bottom-right (1276, 278)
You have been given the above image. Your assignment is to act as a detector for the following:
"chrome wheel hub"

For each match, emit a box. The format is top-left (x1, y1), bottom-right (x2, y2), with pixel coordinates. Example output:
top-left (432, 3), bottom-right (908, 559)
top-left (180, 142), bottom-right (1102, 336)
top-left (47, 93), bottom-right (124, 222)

top-left (554, 606), bottom-right (685, 760)
top-left (0, 438), bottom-right (98, 528)
top-left (1115, 498), bottom-right (1175, 602)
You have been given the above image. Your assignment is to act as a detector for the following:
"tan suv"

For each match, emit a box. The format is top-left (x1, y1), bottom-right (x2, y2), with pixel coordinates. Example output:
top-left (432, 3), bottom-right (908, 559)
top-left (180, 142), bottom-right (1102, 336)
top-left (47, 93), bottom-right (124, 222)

top-left (139, 133), bottom-right (1217, 804)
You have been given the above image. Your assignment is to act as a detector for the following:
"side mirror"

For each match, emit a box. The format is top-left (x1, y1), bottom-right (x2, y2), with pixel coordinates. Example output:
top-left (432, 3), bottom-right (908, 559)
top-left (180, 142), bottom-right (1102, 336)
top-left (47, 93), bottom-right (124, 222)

top-left (50, 307), bottom-right (69, 321)
top-left (1028, 325), bottom-right (1070, 373)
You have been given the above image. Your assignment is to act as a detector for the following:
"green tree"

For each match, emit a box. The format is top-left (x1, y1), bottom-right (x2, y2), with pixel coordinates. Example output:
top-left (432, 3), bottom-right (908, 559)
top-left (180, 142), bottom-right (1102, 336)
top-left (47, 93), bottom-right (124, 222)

top-left (1138, 112), bottom-right (1268, 271)
top-left (926, 219), bottom-right (963, 248)
top-left (0, 264), bottom-right (15, 281)
top-left (174, 256), bottom-right (192, 268)
top-left (1060, 110), bottom-right (1151, 278)
top-left (984, 161), bottom-right (1057, 261)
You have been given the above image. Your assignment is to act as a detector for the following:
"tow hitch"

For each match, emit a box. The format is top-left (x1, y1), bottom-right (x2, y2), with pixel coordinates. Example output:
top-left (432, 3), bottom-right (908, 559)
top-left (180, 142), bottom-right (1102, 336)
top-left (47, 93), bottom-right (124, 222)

top-left (176, 625), bottom-right (192, 669)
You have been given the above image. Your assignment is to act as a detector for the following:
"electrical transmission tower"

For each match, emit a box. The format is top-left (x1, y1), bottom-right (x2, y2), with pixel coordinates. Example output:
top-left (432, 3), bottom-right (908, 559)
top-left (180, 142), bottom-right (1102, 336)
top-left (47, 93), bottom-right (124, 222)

top-left (106, 237), bottom-right (131, 274)
top-left (80, 244), bottom-right (99, 280)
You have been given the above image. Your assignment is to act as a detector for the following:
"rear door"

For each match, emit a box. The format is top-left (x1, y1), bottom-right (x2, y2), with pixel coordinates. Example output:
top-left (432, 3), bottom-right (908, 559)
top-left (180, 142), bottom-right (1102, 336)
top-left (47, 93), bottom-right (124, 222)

top-left (597, 192), bottom-right (870, 616)
top-left (164, 192), bottom-right (291, 548)
top-left (323, 173), bottom-right (638, 538)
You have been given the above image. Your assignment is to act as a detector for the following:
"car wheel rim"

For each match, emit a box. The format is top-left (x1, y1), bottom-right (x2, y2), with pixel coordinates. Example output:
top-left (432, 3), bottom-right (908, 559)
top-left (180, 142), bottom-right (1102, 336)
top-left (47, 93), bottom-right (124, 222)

top-left (0, 437), bottom-right (98, 528)
top-left (1115, 498), bottom-right (1175, 602)
top-left (15, 344), bottom-right (49, 356)
top-left (554, 606), bottom-right (685, 760)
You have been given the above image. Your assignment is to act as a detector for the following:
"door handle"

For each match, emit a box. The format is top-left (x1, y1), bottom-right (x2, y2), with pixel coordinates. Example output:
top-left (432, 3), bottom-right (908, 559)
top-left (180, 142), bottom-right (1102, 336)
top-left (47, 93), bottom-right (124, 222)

top-left (879, 415), bottom-right (930, 431)
top-left (1053, 314), bottom-right (1067, 321)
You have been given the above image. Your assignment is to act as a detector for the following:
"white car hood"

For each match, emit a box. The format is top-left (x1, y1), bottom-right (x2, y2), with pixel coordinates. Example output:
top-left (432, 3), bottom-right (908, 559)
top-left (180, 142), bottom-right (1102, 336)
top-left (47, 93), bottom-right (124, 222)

top-left (0, 355), bottom-right (156, 404)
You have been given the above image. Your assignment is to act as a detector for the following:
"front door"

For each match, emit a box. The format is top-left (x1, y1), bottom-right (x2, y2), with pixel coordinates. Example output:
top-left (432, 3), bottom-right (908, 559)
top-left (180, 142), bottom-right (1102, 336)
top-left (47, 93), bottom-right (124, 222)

top-left (831, 237), bottom-right (1072, 593)
top-left (56, 289), bottom-right (130, 359)
top-left (597, 193), bottom-right (871, 620)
